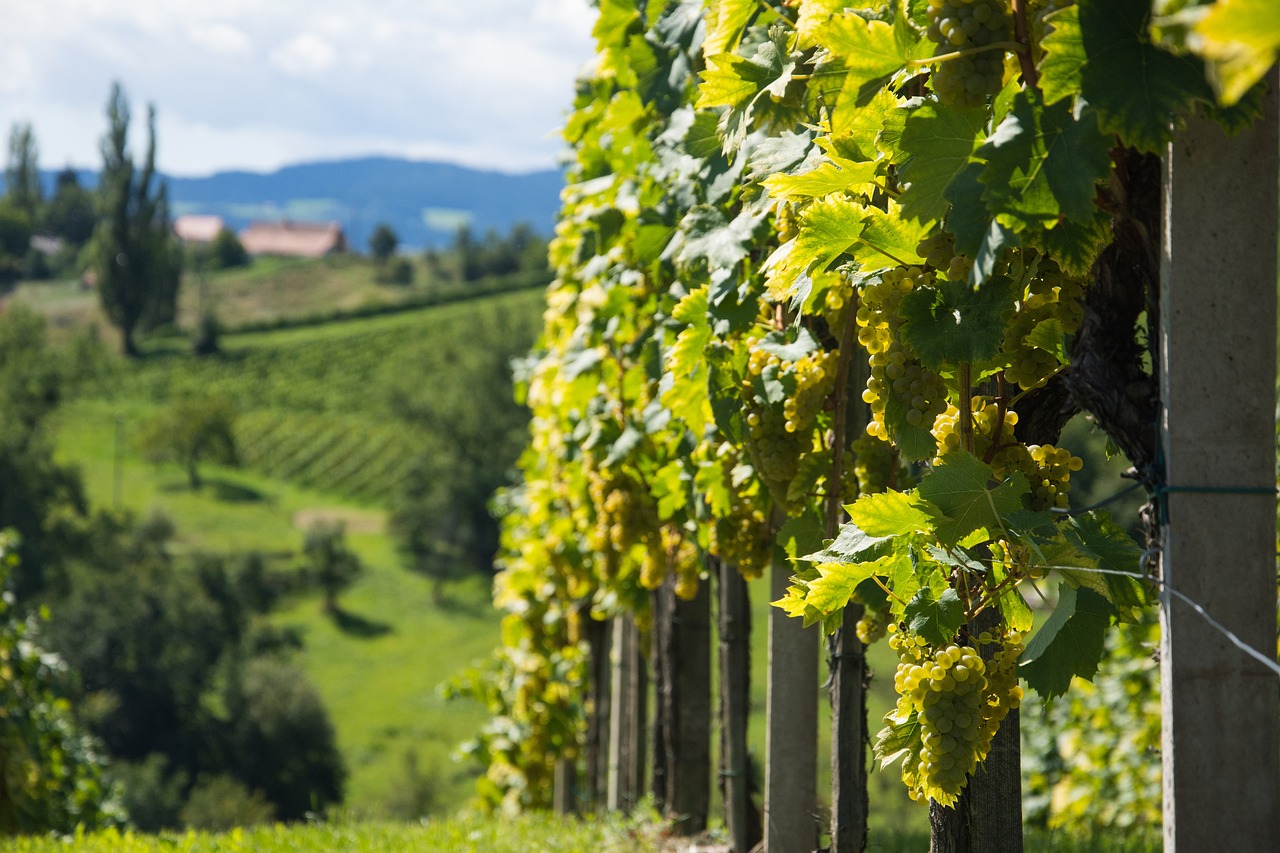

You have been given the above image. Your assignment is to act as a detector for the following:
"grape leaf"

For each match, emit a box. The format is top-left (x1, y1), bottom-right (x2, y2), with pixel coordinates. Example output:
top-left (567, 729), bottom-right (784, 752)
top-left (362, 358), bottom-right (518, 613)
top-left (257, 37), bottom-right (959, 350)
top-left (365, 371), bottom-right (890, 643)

top-left (849, 490), bottom-right (935, 538)
top-left (763, 195), bottom-right (866, 300)
top-left (661, 292), bottom-right (713, 435)
top-left (977, 91), bottom-right (1112, 230)
top-left (1020, 585), bottom-right (1114, 698)
top-left (903, 586), bottom-right (966, 645)
top-left (703, 0), bottom-right (758, 58)
top-left (758, 326), bottom-right (821, 363)
top-left (779, 506), bottom-right (826, 561)
top-left (942, 161), bottom-right (990, 260)
top-left (916, 451), bottom-right (1029, 546)
top-left (1040, 0), bottom-right (1213, 153)
top-left (805, 553), bottom-right (907, 615)
top-left (898, 275), bottom-right (1021, 369)
top-left (763, 156), bottom-right (879, 201)
top-left (823, 15), bottom-right (909, 106)
top-left (1062, 511), bottom-right (1151, 620)
top-left (1195, 0), bottom-right (1280, 105)
top-left (1024, 318), bottom-right (1067, 362)
top-left (593, 0), bottom-right (642, 50)
top-left (850, 204), bottom-right (929, 269)
top-left (874, 713), bottom-right (921, 768)
top-left (896, 102), bottom-right (989, 224)
top-left (801, 520), bottom-right (896, 564)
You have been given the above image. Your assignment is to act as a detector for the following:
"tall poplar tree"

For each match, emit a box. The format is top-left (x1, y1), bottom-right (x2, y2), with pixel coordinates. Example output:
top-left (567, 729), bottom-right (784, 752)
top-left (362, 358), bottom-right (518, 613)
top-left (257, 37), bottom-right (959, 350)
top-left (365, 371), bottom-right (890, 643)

top-left (4, 122), bottom-right (42, 221)
top-left (90, 83), bottom-right (180, 356)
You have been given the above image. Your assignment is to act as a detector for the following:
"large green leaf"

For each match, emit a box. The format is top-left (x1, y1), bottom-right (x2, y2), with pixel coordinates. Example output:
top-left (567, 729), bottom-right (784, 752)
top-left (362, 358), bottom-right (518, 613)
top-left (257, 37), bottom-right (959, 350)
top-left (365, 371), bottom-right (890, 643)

top-left (977, 91), bottom-right (1112, 231)
top-left (805, 553), bottom-right (907, 615)
top-left (895, 102), bottom-right (989, 224)
top-left (898, 275), bottom-right (1020, 369)
top-left (1039, 0), bottom-right (1213, 152)
top-left (903, 586), bottom-right (966, 645)
top-left (703, 0), bottom-right (758, 58)
top-left (824, 15), bottom-right (910, 106)
top-left (801, 521), bottom-right (896, 564)
top-left (1020, 585), bottom-right (1114, 698)
top-left (916, 451), bottom-right (1028, 546)
top-left (849, 490), bottom-right (936, 538)
top-left (763, 195), bottom-right (867, 300)
top-left (1195, 0), bottom-right (1280, 105)
top-left (850, 203), bottom-right (929, 269)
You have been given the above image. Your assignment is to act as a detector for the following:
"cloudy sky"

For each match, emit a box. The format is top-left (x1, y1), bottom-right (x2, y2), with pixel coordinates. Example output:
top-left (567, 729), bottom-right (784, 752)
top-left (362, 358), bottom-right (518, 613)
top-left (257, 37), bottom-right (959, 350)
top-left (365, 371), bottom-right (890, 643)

top-left (2, 0), bottom-right (598, 177)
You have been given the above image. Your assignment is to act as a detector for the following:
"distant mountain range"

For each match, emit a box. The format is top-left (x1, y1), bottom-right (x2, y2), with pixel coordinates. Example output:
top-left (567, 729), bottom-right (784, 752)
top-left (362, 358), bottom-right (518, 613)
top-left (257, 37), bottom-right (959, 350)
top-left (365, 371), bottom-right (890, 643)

top-left (35, 156), bottom-right (565, 252)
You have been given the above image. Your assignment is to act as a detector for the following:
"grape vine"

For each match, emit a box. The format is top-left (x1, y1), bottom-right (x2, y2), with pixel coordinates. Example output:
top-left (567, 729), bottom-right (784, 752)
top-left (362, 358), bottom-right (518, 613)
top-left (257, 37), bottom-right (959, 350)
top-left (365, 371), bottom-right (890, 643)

top-left (463, 0), bottom-right (1274, 835)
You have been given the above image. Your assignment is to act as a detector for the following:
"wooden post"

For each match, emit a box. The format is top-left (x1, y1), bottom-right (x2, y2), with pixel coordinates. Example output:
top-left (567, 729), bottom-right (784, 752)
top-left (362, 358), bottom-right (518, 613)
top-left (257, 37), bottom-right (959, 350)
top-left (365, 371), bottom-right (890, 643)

top-left (608, 615), bottom-right (646, 813)
top-left (1158, 74), bottom-right (1280, 851)
top-left (585, 615), bottom-right (612, 809)
top-left (719, 560), bottom-right (758, 852)
top-left (765, 542), bottom-right (819, 852)
top-left (655, 572), bottom-right (712, 834)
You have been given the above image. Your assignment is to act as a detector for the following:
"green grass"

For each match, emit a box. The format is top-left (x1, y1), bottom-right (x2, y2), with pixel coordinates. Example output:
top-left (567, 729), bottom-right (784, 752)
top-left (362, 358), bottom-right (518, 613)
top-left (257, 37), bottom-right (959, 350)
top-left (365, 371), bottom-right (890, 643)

top-left (51, 396), bottom-right (502, 818)
top-left (0, 816), bottom-right (1159, 852)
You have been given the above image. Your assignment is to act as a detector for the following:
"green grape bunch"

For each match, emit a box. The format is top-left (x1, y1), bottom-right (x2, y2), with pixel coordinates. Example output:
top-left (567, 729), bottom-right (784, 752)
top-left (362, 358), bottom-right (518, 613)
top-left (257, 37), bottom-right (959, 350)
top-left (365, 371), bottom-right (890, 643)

top-left (857, 267), bottom-right (949, 441)
top-left (925, 0), bottom-right (1013, 106)
top-left (742, 337), bottom-right (838, 505)
top-left (885, 626), bottom-right (1025, 806)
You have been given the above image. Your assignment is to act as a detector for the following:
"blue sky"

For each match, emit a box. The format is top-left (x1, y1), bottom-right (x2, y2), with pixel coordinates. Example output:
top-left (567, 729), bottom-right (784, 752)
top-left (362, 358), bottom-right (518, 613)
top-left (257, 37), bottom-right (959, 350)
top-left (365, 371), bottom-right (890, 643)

top-left (2, 0), bottom-right (597, 176)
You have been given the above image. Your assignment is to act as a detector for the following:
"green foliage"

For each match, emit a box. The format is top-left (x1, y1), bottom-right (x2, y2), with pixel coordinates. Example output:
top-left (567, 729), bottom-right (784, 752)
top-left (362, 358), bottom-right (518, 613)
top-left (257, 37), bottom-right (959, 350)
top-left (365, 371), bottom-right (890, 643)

top-left (178, 775), bottom-right (275, 831)
top-left (300, 521), bottom-right (362, 613)
top-left (5, 122), bottom-right (43, 220)
top-left (0, 306), bottom-right (90, 600)
top-left (43, 167), bottom-right (96, 248)
top-left (88, 82), bottom-right (182, 356)
top-left (222, 657), bottom-right (346, 821)
top-left (478, 0), bottom-right (1263, 822)
top-left (137, 396), bottom-right (239, 489)
top-left (207, 228), bottom-right (249, 271)
top-left (0, 534), bottom-right (119, 834)
top-left (0, 201), bottom-right (33, 284)
top-left (368, 223), bottom-right (398, 263)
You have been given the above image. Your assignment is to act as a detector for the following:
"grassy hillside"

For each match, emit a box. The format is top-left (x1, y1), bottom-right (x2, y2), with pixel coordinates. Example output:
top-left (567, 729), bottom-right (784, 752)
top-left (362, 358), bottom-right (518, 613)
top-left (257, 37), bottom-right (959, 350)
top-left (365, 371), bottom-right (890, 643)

top-left (48, 288), bottom-right (546, 818)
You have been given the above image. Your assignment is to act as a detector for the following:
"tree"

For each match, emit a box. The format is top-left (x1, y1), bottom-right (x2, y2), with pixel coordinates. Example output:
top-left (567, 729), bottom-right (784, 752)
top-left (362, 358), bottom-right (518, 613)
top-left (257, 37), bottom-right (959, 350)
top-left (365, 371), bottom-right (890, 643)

top-left (5, 122), bottom-right (42, 221)
top-left (137, 396), bottom-right (238, 489)
top-left (207, 227), bottom-right (248, 270)
top-left (368, 223), bottom-right (398, 263)
top-left (89, 83), bottom-right (181, 356)
top-left (0, 535), bottom-right (116, 834)
top-left (0, 202), bottom-right (31, 285)
top-left (301, 521), bottom-right (362, 613)
top-left (43, 168), bottom-right (96, 247)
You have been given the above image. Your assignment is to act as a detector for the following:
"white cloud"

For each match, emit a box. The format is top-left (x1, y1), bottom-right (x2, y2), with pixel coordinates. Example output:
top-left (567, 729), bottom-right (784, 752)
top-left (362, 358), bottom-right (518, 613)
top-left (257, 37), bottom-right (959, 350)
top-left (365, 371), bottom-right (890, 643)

top-left (270, 32), bottom-right (338, 77)
top-left (188, 23), bottom-right (253, 57)
top-left (0, 0), bottom-right (598, 175)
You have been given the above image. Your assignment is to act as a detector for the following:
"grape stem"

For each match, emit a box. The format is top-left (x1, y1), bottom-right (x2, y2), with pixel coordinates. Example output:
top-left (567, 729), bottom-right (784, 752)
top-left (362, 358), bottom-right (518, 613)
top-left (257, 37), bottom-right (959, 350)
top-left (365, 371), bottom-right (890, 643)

top-left (983, 372), bottom-right (1010, 465)
top-left (825, 291), bottom-right (860, 538)
top-left (907, 41), bottom-right (1023, 68)
top-left (958, 362), bottom-right (974, 455)
top-left (1010, 0), bottom-right (1041, 91)
top-left (1008, 361), bottom-right (1069, 408)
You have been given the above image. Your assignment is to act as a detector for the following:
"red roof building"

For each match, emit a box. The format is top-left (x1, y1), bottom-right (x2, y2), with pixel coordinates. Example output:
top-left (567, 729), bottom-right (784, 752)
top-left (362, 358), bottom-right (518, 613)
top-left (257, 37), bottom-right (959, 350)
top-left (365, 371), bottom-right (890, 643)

top-left (238, 221), bottom-right (346, 257)
top-left (173, 214), bottom-right (226, 243)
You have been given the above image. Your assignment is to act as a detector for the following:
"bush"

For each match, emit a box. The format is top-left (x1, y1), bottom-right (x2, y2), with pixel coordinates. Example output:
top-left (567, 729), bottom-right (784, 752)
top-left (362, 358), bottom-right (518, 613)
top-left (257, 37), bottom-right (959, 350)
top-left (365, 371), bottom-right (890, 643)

top-left (223, 657), bottom-right (345, 821)
top-left (300, 521), bottom-right (362, 613)
top-left (178, 774), bottom-right (275, 830)
top-left (111, 754), bottom-right (187, 832)
top-left (377, 256), bottom-right (414, 286)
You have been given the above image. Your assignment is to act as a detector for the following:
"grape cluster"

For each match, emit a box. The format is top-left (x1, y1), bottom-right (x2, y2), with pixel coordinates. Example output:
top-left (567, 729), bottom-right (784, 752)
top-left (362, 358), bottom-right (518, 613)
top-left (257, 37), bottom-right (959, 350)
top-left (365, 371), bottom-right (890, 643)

top-left (858, 268), bottom-right (949, 440)
top-left (1002, 253), bottom-right (1086, 390)
top-left (856, 605), bottom-right (892, 644)
top-left (851, 433), bottom-right (896, 496)
top-left (1023, 444), bottom-right (1084, 511)
top-left (742, 338), bottom-right (838, 503)
top-left (887, 627), bottom-right (1025, 806)
top-left (925, 0), bottom-right (1013, 107)
top-left (587, 468), bottom-right (658, 576)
